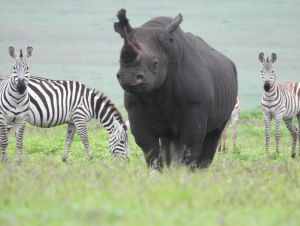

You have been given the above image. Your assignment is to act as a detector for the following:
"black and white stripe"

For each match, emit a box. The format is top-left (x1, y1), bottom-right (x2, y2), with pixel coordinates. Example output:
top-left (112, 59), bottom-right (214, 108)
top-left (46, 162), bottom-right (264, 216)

top-left (218, 96), bottom-right (240, 152)
top-left (259, 52), bottom-right (300, 158)
top-left (0, 46), bottom-right (32, 162)
top-left (26, 77), bottom-right (128, 161)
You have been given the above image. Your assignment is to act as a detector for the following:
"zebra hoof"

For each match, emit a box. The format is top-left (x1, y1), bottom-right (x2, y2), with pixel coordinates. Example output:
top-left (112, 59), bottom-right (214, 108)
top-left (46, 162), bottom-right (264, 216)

top-left (62, 157), bottom-right (68, 163)
top-left (88, 155), bottom-right (94, 161)
top-left (1, 157), bottom-right (8, 162)
top-left (291, 153), bottom-right (296, 159)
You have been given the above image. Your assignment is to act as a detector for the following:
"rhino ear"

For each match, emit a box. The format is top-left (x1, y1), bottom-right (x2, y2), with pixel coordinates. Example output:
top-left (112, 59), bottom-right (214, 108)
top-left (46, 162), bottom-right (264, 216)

top-left (258, 52), bottom-right (264, 63)
top-left (114, 9), bottom-right (132, 39)
top-left (9, 46), bottom-right (17, 59)
top-left (165, 14), bottom-right (183, 34)
top-left (271, 53), bottom-right (277, 63)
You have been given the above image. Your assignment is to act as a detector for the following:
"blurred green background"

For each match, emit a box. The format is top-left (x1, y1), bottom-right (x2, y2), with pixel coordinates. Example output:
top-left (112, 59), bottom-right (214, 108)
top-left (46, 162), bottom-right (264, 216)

top-left (0, 0), bottom-right (299, 109)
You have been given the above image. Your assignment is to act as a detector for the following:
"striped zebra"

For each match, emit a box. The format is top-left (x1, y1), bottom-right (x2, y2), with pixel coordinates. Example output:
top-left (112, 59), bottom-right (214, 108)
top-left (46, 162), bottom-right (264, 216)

top-left (218, 96), bottom-right (240, 152)
top-left (0, 46), bottom-right (32, 162)
top-left (26, 77), bottom-right (129, 161)
top-left (259, 52), bottom-right (300, 158)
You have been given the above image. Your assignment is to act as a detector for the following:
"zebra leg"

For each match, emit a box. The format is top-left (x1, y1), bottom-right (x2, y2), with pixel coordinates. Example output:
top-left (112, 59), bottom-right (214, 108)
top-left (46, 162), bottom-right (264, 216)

top-left (297, 113), bottom-right (300, 155)
top-left (263, 111), bottom-right (272, 153)
top-left (221, 127), bottom-right (227, 152)
top-left (284, 119), bottom-right (297, 158)
top-left (218, 125), bottom-right (227, 152)
top-left (217, 133), bottom-right (222, 152)
top-left (74, 122), bottom-right (93, 160)
top-left (274, 117), bottom-right (282, 153)
top-left (232, 115), bottom-right (239, 152)
top-left (0, 125), bottom-right (8, 162)
top-left (62, 123), bottom-right (76, 162)
top-left (15, 121), bottom-right (27, 163)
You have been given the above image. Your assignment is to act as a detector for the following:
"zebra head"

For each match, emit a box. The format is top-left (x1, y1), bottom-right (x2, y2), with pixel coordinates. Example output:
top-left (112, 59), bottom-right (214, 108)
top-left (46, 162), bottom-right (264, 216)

top-left (9, 46), bottom-right (33, 95)
top-left (259, 52), bottom-right (277, 92)
top-left (108, 118), bottom-right (129, 159)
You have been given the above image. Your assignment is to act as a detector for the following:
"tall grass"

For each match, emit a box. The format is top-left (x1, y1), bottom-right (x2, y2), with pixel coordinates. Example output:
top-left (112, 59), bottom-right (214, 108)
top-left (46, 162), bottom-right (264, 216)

top-left (0, 109), bottom-right (300, 226)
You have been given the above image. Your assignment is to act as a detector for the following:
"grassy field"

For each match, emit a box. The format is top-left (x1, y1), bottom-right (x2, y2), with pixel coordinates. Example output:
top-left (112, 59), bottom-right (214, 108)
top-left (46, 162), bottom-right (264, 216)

top-left (1, 109), bottom-right (300, 226)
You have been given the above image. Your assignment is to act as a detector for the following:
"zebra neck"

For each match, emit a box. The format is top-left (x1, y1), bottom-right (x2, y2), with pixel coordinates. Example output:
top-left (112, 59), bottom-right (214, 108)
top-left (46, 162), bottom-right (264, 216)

top-left (92, 91), bottom-right (126, 134)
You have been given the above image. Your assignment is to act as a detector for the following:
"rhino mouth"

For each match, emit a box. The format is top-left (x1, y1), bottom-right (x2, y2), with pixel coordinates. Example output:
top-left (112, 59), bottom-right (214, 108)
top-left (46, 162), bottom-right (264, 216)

top-left (120, 81), bottom-right (149, 93)
top-left (121, 83), bottom-right (149, 93)
top-left (118, 76), bottom-right (150, 92)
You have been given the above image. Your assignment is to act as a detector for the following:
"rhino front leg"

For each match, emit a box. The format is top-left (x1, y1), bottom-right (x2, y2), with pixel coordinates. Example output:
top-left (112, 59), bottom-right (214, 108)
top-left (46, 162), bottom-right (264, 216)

top-left (128, 110), bottom-right (162, 171)
top-left (198, 122), bottom-right (227, 168)
top-left (179, 109), bottom-right (208, 168)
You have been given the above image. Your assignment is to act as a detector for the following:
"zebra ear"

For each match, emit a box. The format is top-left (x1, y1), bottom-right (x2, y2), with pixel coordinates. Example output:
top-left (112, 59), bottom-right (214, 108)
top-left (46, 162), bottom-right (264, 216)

top-left (271, 53), bottom-right (277, 63)
top-left (26, 46), bottom-right (33, 58)
top-left (258, 52), bottom-right (264, 63)
top-left (8, 46), bottom-right (17, 59)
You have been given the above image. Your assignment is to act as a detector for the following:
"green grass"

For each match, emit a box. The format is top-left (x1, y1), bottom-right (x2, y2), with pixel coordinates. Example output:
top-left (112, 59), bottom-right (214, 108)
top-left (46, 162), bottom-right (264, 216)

top-left (1, 110), bottom-right (300, 226)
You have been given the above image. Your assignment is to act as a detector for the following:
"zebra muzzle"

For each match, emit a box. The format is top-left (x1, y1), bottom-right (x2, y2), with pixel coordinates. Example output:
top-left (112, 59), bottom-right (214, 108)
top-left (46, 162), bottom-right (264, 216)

top-left (17, 79), bottom-right (27, 94)
top-left (264, 82), bottom-right (271, 92)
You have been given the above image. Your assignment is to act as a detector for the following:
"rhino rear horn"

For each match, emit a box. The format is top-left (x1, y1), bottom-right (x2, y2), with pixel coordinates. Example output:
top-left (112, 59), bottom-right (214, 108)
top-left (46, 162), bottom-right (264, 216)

top-left (165, 14), bottom-right (183, 34)
top-left (121, 42), bottom-right (139, 63)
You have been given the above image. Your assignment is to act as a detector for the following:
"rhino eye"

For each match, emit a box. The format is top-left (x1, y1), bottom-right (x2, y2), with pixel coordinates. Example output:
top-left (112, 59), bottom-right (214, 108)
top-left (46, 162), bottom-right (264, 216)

top-left (152, 59), bottom-right (159, 70)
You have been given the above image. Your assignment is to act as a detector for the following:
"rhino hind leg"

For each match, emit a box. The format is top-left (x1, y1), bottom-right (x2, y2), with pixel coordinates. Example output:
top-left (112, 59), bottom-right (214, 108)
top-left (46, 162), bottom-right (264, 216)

top-left (197, 122), bottom-right (227, 168)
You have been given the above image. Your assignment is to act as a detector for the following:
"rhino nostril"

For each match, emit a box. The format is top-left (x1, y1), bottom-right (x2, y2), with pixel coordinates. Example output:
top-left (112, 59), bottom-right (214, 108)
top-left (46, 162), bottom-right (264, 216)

top-left (136, 74), bottom-right (144, 80)
top-left (116, 73), bottom-right (121, 79)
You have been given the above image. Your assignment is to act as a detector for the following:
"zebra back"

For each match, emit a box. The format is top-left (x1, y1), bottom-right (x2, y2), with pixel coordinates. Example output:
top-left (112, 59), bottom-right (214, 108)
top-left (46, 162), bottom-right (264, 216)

top-left (27, 76), bottom-right (126, 128)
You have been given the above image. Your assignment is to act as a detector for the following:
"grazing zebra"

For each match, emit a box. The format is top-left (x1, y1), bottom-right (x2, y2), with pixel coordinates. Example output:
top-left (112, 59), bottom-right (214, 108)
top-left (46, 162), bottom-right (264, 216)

top-left (26, 77), bottom-right (129, 161)
top-left (259, 52), bottom-right (300, 158)
top-left (0, 46), bottom-right (32, 162)
top-left (218, 96), bottom-right (240, 152)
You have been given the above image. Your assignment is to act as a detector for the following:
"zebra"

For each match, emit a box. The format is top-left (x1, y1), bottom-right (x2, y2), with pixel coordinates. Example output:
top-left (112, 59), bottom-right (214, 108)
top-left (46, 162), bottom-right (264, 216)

top-left (0, 46), bottom-right (32, 162)
top-left (259, 52), bottom-right (300, 158)
top-left (218, 96), bottom-right (240, 152)
top-left (25, 77), bottom-right (129, 161)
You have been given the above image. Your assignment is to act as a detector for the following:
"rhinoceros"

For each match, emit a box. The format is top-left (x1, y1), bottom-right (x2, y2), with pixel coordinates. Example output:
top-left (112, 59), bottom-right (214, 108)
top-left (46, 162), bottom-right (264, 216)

top-left (114, 9), bottom-right (238, 169)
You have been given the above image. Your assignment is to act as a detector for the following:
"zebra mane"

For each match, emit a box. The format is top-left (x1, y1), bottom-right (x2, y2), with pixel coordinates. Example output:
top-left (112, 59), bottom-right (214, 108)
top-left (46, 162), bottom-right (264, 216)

top-left (92, 89), bottom-right (127, 131)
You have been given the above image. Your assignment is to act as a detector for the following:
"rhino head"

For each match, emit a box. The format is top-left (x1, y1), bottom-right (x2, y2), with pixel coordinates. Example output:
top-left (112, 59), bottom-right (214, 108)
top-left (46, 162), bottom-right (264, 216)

top-left (114, 9), bottom-right (182, 93)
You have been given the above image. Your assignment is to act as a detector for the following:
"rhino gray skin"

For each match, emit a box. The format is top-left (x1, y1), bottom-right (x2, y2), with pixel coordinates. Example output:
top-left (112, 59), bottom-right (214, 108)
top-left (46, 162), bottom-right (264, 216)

top-left (114, 9), bottom-right (238, 169)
